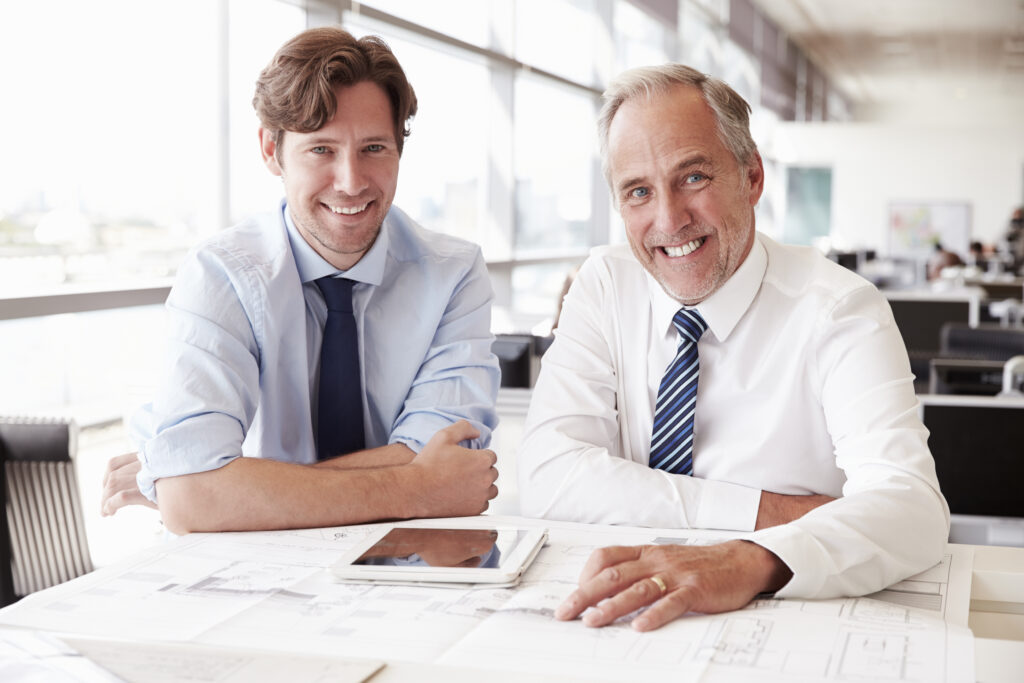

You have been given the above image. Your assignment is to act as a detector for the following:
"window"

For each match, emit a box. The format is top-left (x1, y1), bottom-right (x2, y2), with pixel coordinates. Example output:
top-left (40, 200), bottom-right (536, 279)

top-left (229, 0), bottom-right (307, 222)
top-left (0, 0), bottom-right (305, 296)
top-left (345, 22), bottom-right (493, 252)
top-left (0, 0), bottom-right (218, 293)
top-left (515, 0), bottom-right (602, 86)
top-left (360, 0), bottom-right (491, 49)
top-left (1, 0), bottom-right (841, 418)
top-left (615, 0), bottom-right (673, 71)
top-left (513, 76), bottom-right (597, 255)
top-left (0, 0), bottom-right (303, 416)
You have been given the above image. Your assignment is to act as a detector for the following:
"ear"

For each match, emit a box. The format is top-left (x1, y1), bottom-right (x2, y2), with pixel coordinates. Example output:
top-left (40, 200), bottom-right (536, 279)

top-left (259, 128), bottom-right (283, 176)
top-left (745, 151), bottom-right (765, 206)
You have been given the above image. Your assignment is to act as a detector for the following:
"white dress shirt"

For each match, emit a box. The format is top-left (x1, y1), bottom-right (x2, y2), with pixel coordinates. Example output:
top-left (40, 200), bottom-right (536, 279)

top-left (518, 233), bottom-right (950, 598)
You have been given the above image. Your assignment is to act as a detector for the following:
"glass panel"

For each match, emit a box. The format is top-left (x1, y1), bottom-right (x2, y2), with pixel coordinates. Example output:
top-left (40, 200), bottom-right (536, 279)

top-left (0, 0), bottom-right (221, 295)
top-left (360, 0), bottom-right (491, 48)
top-left (229, 0), bottom-right (307, 223)
top-left (345, 21), bottom-right (492, 251)
top-left (0, 306), bottom-right (165, 417)
top-left (511, 260), bottom-right (586, 322)
top-left (720, 40), bottom-right (760, 108)
top-left (615, 0), bottom-right (672, 71)
top-left (680, 3), bottom-right (723, 74)
top-left (515, 0), bottom-right (599, 85)
top-left (513, 76), bottom-right (596, 254)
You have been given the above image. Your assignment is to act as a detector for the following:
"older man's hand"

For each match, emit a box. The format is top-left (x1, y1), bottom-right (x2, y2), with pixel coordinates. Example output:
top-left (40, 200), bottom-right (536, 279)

top-left (554, 540), bottom-right (791, 631)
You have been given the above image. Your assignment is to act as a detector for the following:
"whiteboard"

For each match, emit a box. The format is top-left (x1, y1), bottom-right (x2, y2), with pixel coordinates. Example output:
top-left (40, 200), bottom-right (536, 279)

top-left (887, 201), bottom-right (971, 258)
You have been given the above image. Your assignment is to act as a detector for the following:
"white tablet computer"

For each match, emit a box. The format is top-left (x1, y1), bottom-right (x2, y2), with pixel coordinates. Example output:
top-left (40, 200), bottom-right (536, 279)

top-left (331, 523), bottom-right (548, 588)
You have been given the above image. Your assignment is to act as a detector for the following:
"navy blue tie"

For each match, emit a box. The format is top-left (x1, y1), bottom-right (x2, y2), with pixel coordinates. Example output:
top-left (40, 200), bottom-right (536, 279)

top-left (649, 309), bottom-right (708, 475)
top-left (316, 276), bottom-right (365, 460)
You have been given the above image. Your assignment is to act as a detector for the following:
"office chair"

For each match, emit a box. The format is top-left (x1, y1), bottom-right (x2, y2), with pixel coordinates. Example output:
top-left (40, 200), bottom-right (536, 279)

top-left (939, 323), bottom-right (1024, 362)
top-left (0, 417), bottom-right (93, 606)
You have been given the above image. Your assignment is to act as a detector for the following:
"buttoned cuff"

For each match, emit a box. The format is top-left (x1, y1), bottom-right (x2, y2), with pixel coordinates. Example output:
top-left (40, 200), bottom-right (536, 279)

top-left (692, 479), bottom-right (761, 531)
top-left (747, 524), bottom-right (820, 598)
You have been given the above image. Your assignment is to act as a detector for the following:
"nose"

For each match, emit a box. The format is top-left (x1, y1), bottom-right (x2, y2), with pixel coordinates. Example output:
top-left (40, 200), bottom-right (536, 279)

top-left (332, 151), bottom-right (370, 196)
top-left (652, 190), bottom-right (692, 237)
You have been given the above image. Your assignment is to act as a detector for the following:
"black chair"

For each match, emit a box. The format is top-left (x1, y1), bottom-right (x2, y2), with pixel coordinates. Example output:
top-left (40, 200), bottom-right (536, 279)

top-left (888, 296), bottom-right (975, 392)
top-left (939, 323), bottom-right (1024, 362)
top-left (0, 417), bottom-right (93, 606)
top-left (928, 358), bottom-right (1006, 395)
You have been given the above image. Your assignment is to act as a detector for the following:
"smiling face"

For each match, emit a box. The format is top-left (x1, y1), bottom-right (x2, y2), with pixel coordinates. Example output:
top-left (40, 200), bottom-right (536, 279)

top-left (260, 80), bottom-right (399, 270)
top-left (607, 84), bottom-right (764, 305)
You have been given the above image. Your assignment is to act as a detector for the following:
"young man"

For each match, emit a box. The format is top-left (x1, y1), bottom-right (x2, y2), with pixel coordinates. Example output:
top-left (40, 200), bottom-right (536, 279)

top-left (102, 27), bottom-right (500, 534)
top-left (517, 64), bottom-right (949, 631)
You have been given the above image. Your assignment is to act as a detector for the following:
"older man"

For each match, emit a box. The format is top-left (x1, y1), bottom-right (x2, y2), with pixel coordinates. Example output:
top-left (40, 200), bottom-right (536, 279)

top-left (518, 64), bottom-right (949, 631)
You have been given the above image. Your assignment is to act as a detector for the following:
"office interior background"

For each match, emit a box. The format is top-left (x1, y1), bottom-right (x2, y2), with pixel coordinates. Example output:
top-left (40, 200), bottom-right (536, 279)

top-left (2, 0), bottom-right (1024, 567)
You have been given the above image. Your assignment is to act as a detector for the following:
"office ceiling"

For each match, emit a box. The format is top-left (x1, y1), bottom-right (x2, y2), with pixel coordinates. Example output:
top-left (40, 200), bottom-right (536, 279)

top-left (748, 0), bottom-right (1024, 108)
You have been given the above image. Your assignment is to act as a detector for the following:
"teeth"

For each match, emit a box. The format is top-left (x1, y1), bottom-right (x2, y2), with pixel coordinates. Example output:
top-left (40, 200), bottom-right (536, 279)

top-left (328, 202), bottom-right (369, 215)
top-left (664, 237), bottom-right (705, 257)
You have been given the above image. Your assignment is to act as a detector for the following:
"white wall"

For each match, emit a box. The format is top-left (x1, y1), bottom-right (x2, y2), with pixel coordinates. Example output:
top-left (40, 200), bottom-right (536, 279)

top-left (765, 118), bottom-right (1024, 257)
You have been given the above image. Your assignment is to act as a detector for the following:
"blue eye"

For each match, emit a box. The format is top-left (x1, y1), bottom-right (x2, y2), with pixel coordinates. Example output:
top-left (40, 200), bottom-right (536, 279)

top-left (311, 146), bottom-right (329, 154)
top-left (630, 187), bottom-right (649, 199)
top-left (685, 173), bottom-right (707, 183)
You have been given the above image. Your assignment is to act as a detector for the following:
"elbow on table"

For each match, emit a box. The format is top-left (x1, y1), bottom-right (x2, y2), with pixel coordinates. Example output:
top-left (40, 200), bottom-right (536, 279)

top-left (922, 490), bottom-right (952, 566)
top-left (154, 473), bottom-right (220, 535)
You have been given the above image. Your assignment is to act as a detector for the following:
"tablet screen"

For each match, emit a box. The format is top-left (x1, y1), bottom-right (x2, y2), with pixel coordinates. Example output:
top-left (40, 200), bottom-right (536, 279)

top-left (353, 527), bottom-right (525, 570)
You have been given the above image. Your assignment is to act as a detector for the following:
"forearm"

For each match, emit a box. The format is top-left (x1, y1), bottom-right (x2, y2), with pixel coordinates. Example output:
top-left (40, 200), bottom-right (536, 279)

top-left (751, 479), bottom-right (949, 598)
top-left (755, 491), bottom-right (835, 529)
top-left (389, 251), bottom-right (499, 451)
top-left (315, 443), bottom-right (416, 470)
top-left (156, 457), bottom-right (427, 534)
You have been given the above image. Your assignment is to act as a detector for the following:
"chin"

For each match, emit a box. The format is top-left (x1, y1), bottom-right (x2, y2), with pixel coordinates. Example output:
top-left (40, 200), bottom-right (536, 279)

top-left (657, 276), bottom-right (711, 305)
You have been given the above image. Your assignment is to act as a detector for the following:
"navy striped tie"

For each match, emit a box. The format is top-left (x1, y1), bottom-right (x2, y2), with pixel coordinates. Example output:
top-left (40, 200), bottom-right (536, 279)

top-left (649, 309), bottom-right (708, 475)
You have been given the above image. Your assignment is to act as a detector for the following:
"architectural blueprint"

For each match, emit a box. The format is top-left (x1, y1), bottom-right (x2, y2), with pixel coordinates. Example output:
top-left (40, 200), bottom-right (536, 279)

top-left (0, 516), bottom-right (975, 682)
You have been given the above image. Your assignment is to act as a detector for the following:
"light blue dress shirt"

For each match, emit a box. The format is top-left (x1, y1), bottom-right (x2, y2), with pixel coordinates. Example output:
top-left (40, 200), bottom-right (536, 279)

top-left (131, 199), bottom-right (500, 502)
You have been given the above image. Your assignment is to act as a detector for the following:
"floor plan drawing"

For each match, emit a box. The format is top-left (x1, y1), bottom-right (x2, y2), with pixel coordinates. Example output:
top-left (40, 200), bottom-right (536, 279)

top-left (0, 516), bottom-right (976, 682)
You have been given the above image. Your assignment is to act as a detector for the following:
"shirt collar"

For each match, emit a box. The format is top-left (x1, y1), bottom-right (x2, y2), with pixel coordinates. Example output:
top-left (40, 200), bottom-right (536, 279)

top-left (648, 233), bottom-right (767, 343)
top-left (283, 201), bottom-right (389, 286)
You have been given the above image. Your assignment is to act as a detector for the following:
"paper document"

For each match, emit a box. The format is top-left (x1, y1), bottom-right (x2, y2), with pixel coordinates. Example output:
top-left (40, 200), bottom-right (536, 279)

top-left (0, 516), bottom-right (976, 682)
top-left (59, 637), bottom-right (384, 683)
top-left (0, 628), bottom-right (123, 682)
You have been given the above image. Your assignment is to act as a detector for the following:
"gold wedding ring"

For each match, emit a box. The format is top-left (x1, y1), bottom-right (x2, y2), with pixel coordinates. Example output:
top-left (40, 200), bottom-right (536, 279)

top-left (649, 575), bottom-right (668, 595)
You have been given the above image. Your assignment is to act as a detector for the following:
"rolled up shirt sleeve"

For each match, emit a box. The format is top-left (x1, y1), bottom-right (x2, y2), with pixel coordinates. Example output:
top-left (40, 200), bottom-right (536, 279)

top-left (387, 248), bottom-right (500, 452)
top-left (132, 245), bottom-right (262, 503)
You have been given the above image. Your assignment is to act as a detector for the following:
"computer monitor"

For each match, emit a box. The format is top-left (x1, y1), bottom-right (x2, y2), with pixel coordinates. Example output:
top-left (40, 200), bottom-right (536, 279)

top-left (919, 395), bottom-right (1024, 545)
top-left (928, 358), bottom-right (1005, 395)
top-left (887, 296), bottom-right (977, 355)
top-left (830, 251), bottom-right (859, 271)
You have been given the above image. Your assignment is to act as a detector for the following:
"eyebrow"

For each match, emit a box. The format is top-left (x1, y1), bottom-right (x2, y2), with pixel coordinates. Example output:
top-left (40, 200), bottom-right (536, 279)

top-left (304, 133), bottom-right (395, 146)
top-left (614, 155), bottom-right (712, 195)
